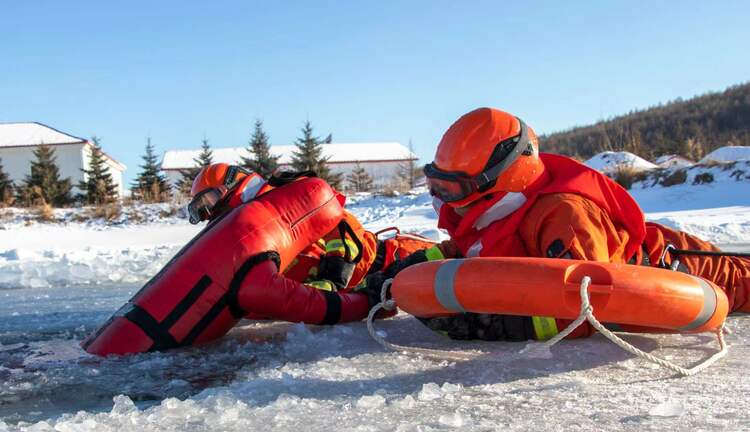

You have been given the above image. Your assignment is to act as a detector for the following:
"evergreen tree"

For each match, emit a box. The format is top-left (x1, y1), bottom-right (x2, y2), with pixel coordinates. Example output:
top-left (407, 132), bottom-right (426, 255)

top-left (177, 138), bottom-right (214, 195)
top-left (78, 137), bottom-right (118, 204)
top-left (240, 120), bottom-right (279, 177)
top-left (397, 139), bottom-right (418, 191)
top-left (291, 121), bottom-right (341, 187)
top-left (17, 145), bottom-right (73, 207)
top-left (346, 162), bottom-right (373, 192)
top-left (0, 157), bottom-right (14, 206)
top-left (131, 137), bottom-right (170, 202)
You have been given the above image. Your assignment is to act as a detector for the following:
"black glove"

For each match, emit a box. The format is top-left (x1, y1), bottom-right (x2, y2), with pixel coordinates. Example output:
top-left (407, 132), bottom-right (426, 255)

top-left (354, 271), bottom-right (388, 308)
top-left (418, 313), bottom-right (534, 341)
top-left (382, 249), bottom-right (429, 279)
top-left (355, 249), bottom-right (430, 307)
top-left (317, 255), bottom-right (356, 290)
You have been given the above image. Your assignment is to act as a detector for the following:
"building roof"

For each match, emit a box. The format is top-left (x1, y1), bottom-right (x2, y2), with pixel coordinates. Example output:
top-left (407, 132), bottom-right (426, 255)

top-left (161, 142), bottom-right (417, 170)
top-left (0, 122), bottom-right (86, 148)
top-left (0, 122), bottom-right (126, 171)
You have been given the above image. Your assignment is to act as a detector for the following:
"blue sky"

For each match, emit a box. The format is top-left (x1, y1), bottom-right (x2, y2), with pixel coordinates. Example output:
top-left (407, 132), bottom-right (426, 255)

top-left (2, 1), bottom-right (749, 184)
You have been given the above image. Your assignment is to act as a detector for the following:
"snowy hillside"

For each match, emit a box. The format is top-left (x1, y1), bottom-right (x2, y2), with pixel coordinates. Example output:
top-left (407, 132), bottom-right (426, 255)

top-left (1, 184), bottom-right (750, 430)
top-left (700, 145), bottom-right (750, 163)
top-left (654, 154), bottom-right (694, 169)
top-left (628, 160), bottom-right (750, 211)
top-left (584, 151), bottom-right (658, 172)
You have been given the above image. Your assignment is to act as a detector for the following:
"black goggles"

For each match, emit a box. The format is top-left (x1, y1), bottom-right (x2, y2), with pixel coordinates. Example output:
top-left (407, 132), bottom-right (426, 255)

top-left (188, 185), bottom-right (228, 224)
top-left (224, 165), bottom-right (253, 189)
top-left (424, 119), bottom-right (530, 203)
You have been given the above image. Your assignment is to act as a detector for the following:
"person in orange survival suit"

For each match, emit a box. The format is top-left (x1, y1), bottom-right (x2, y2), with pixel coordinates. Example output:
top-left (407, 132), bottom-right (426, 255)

top-left (358, 107), bottom-right (750, 341)
top-left (188, 164), bottom-right (437, 308)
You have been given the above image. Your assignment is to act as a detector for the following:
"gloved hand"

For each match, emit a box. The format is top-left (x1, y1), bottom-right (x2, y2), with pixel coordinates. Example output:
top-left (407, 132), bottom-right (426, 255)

top-left (354, 272), bottom-right (397, 319)
top-left (317, 255), bottom-right (356, 289)
top-left (355, 271), bottom-right (389, 308)
top-left (418, 313), bottom-right (534, 341)
top-left (382, 248), bottom-right (430, 278)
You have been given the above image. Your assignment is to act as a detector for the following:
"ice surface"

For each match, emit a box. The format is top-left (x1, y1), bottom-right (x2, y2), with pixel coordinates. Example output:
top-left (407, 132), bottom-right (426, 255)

top-left (648, 399), bottom-right (684, 418)
top-left (2, 188), bottom-right (750, 430)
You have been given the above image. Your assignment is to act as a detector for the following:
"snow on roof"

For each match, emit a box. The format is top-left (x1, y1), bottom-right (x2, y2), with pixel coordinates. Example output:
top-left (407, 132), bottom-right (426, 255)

top-left (161, 142), bottom-right (416, 170)
top-left (584, 151), bottom-right (658, 173)
top-left (700, 146), bottom-right (750, 163)
top-left (0, 122), bottom-right (86, 148)
top-left (654, 154), bottom-right (695, 169)
top-left (0, 122), bottom-right (126, 171)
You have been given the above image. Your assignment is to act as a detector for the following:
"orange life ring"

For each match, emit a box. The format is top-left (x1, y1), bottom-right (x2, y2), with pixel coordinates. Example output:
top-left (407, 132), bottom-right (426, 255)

top-left (391, 257), bottom-right (728, 333)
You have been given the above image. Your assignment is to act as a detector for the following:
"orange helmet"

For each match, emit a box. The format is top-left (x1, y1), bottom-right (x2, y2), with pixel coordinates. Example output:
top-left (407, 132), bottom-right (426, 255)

top-left (188, 163), bottom-right (257, 224)
top-left (190, 163), bottom-right (250, 197)
top-left (424, 107), bottom-right (545, 207)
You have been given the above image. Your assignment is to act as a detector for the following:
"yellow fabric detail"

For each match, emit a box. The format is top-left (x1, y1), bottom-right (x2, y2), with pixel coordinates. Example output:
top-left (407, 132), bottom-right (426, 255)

top-left (531, 316), bottom-right (559, 341)
top-left (307, 280), bottom-right (336, 292)
top-left (325, 238), bottom-right (360, 258)
top-left (307, 267), bottom-right (319, 278)
top-left (425, 245), bottom-right (445, 261)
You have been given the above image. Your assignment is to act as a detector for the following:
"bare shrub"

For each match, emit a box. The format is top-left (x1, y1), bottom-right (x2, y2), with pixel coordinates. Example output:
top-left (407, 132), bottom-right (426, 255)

top-left (88, 203), bottom-right (122, 221)
top-left (730, 169), bottom-right (747, 180)
top-left (381, 187), bottom-right (400, 197)
top-left (609, 165), bottom-right (647, 190)
top-left (699, 159), bottom-right (723, 168)
top-left (660, 169), bottom-right (688, 187)
top-left (159, 205), bottom-right (179, 219)
top-left (34, 203), bottom-right (55, 222)
top-left (693, 172), bottom-right (715, 185)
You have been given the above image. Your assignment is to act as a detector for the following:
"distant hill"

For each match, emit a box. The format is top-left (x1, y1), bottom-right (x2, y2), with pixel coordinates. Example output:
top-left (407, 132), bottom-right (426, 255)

top-left (540, 82), bottom-right (750, 161)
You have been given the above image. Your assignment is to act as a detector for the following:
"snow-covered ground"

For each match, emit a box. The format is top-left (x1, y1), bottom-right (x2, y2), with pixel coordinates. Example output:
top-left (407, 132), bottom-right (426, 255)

top-left (1, 183), bottom-right (750, 430)
top-left (700, 145), bottom-right (750, 164)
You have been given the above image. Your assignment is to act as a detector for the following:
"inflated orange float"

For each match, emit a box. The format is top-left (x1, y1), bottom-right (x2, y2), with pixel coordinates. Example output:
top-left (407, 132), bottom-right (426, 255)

top-left (390, 257), bottom-right (728, 333)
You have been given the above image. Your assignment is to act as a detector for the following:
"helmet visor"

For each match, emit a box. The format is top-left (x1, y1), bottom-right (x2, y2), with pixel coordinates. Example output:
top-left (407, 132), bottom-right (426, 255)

top-left (187, 186), bottom-right (228, 224)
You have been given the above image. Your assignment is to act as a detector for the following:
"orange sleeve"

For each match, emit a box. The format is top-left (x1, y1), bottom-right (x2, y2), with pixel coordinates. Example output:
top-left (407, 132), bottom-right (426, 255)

top-left (519, 193), bottom-right (635, 339)
top-left (520, 193), bottom-right (632, 263)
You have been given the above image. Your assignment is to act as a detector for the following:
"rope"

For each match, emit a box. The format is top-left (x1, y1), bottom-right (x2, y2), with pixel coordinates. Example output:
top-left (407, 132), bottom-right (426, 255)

top-left (366, 276), bottom-right (729, 376)
top-left (546, 277), bottom-right (729, 376)
top-left (366, 279), bottom-right (481, 361)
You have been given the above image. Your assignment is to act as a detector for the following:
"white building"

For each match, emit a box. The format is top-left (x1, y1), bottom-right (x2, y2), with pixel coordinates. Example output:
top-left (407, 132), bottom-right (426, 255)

top-left (0, 122), bottom-right (126, 197)
top-left (160, 143), bottom-right (418, 190)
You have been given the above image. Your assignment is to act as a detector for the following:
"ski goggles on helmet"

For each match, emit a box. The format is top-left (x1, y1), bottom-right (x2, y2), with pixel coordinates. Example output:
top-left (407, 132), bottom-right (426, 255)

top-left (188, 185), bottom-right (229, 224)
top-left (424, 119), bottom-right (530, 203)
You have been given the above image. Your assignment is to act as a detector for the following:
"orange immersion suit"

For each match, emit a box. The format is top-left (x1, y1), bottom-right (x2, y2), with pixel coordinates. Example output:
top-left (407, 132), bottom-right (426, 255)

top-left (284, 212), bottom-right (438, 289)
top-left (432, 154), bottom-right (750, 340)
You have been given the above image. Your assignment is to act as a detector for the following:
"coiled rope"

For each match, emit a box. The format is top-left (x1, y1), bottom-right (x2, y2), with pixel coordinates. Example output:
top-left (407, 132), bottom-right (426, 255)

top-left (366, 276), bottom-right (729, 376)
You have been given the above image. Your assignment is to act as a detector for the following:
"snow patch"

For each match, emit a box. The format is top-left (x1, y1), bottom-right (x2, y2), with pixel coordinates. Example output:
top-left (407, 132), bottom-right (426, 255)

top-left (700, 145), bottom-right (750, 163)
top-left (585, 151), bottom-right (658, 173)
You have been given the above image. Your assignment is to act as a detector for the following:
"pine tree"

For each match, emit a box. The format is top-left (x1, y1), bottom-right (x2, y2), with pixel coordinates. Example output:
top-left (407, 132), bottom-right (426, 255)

top-left (397, 139), bottom-right (418, 191)
top-left (346, 162), bottom-right (373, 192)
top-left (131, 137), bottom-right (170, 202)
top-left (78, 137), bottom-right (118, 205)
top-left (291, 121), bottom-right (341, 188)
top-left (0, 157), bottom-right (14, 206)
top-left (240, 119), bottom-right (279, 177)
top-left (17, 145), bottom-right (73, 207)
top-left (177, 137), bottom-right (214, 195)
